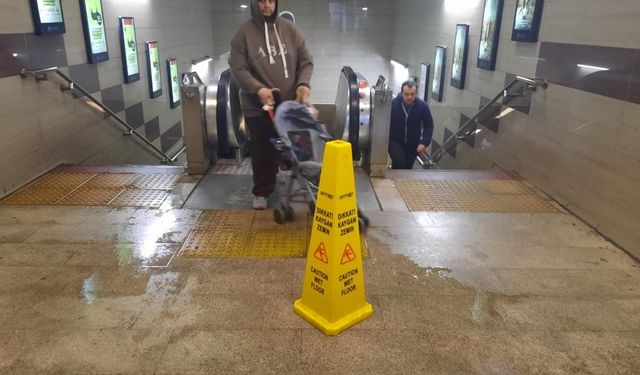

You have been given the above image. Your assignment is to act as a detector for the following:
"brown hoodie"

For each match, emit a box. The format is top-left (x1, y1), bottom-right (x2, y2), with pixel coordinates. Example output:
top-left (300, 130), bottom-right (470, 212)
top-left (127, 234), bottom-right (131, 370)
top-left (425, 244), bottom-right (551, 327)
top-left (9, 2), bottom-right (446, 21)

top-left (229, 0), bottom-right (313, 118)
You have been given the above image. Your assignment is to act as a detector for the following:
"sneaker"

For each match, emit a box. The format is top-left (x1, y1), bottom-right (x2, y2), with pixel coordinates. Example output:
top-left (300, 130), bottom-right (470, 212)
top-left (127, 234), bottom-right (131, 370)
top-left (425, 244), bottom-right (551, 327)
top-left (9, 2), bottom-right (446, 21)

top-left (252, 196), bottom-right (267, 210)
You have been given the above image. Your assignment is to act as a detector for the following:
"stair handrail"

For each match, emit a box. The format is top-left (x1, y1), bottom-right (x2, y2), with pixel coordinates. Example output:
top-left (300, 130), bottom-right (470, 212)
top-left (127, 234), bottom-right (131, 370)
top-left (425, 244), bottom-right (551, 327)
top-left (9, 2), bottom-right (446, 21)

top-left (428, 75), bottom-right (548, 165)
top-left (20, 67), bottom-right (184, 163)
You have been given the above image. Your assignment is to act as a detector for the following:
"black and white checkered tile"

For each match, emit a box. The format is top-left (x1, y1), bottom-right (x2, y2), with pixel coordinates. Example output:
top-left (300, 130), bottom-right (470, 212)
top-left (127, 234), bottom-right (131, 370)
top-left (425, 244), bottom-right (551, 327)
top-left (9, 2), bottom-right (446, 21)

top-left (0, 32), bottom-right (183, 157)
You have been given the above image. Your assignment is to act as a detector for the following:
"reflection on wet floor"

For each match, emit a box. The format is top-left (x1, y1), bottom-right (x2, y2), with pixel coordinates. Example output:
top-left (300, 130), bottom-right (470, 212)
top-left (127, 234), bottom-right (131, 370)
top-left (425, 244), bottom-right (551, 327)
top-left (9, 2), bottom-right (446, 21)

top-left (0, 204), bottom-right (639, 373)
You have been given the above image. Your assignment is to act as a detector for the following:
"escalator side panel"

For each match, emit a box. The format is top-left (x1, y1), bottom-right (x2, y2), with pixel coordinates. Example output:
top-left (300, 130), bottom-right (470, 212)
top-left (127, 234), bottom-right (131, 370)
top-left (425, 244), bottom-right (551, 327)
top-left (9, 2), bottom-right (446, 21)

top-left (356, 73), bottom-right (370, 150)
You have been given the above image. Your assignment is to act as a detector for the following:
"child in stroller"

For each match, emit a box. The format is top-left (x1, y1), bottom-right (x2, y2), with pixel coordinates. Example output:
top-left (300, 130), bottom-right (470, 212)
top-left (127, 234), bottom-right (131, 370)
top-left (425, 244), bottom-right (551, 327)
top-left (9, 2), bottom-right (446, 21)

top-left (267, 100), bottom-right (369, 230)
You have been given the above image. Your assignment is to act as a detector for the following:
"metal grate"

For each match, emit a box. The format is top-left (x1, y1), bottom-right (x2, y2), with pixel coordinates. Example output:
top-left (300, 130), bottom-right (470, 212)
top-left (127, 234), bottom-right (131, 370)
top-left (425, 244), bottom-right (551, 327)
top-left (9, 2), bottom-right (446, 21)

top-left (208, 159), bottom-right (253, 175)
top-left (395, 179), bottom-right (560, 213)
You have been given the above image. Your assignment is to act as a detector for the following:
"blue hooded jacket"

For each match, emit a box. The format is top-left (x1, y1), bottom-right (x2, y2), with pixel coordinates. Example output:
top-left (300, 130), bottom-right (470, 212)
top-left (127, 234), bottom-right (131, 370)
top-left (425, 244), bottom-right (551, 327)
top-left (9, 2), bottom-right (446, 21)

top-left (389, 95), bottom-right (434, 149)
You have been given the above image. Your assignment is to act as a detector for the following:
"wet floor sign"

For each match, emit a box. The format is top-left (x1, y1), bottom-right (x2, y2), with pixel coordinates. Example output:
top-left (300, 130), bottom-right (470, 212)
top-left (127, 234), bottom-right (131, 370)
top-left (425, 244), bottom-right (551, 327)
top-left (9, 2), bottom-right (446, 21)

top-left (293, 140), bottom-right (373, 336)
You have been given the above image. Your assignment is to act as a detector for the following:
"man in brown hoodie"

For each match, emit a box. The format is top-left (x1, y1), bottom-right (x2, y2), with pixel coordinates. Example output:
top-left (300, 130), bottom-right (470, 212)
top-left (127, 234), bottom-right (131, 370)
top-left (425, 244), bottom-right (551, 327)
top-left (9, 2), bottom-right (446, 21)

top-left (229, 0), bottom-right (314, 210)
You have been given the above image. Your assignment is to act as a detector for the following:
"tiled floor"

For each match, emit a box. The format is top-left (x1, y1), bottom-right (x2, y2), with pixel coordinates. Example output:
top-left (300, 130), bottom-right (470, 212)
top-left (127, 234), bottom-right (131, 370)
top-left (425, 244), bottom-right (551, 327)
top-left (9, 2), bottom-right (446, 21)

top-left (0, 168), bottom-right (639, 374)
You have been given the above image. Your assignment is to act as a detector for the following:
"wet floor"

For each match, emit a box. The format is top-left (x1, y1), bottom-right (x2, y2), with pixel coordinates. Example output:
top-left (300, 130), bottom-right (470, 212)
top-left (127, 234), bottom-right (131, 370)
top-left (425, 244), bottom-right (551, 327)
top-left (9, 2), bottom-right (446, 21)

top-left (0, 202), bottom-right (639, 374)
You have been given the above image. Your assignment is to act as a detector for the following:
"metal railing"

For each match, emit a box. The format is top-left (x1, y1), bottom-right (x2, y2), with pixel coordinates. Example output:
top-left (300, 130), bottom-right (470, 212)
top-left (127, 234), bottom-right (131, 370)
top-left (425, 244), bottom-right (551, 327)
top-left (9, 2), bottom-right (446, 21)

top-left (20, 67), bottom-right (184, 163)
top-left (420, 75), bottom-right (548, 168)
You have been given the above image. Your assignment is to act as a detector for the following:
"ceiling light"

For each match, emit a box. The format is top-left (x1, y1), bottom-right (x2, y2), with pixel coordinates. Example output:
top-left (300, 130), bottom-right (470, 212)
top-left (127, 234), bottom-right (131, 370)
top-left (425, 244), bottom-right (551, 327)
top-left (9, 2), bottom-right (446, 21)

top-left (577, 64), bottom-right (609, 71)
top-left (240, 4), bottom-right (248, 8)
top-left (362, 7), bottom-right (368, 11)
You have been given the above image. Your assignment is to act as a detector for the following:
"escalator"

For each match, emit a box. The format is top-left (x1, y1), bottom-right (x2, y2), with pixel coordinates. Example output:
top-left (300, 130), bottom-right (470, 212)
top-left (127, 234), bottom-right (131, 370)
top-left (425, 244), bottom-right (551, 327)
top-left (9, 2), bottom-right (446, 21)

top-left (182, 66), bottom-right (374, 169)
top-left (206, 69), bottom-right (247, 159)
top-left (330, 67), bottom-right (371, 161)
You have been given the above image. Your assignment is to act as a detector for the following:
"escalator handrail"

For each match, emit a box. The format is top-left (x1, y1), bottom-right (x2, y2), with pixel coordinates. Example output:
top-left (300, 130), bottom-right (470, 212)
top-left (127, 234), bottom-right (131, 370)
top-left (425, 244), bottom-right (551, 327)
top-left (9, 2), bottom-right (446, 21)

top-left (341, 66), bottom-right (360, 160)
top-left (216, 70), bottom-right (232, 157)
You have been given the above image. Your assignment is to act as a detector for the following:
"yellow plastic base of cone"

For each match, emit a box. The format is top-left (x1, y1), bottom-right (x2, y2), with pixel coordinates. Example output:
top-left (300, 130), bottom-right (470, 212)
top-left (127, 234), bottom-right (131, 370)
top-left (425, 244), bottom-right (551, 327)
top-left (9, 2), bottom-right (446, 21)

top-left (293, 299), bottom-right (373, 336)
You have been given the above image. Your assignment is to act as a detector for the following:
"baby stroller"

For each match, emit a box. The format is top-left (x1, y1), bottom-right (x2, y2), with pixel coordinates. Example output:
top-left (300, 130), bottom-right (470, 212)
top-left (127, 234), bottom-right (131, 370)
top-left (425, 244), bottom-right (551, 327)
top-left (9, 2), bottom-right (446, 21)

top-left (266, 100), bottom-right (369, 230)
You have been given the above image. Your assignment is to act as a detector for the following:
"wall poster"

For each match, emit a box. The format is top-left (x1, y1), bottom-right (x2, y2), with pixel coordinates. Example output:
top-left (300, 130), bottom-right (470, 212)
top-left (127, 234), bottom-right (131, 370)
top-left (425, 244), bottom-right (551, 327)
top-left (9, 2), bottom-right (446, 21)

top-left (431, 46), bottom-right (446, 102)
top-left (477, 0), bottom-right (503, 71)
top-left (511, 0), bottom-right (544, 42)
top-left (119, 17), bottom-right (140, 83)
top-left (450, 24), bottom-right (469, 89)
top-left (146, 41), bottom-right (162, 98)
top-left (29, 0), bottom-right (66, 35)
top-left (167, 58), bottom-right (181, 108)
top-left (79, 0), bottom-right (108, 63)
top-left (419, 63), bottom-right (431, 101)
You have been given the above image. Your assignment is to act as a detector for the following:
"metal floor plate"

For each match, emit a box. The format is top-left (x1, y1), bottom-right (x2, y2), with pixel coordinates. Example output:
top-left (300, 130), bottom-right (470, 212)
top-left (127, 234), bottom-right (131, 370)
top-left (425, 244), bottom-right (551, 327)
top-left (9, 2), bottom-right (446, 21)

top-left (0, 170), bottom-right (178, 208)
top-left (179, 209), bottom-right (370, 259)
top-left (208, 159), bottom-right (253, 175)
top-left (395, 179), bottom-right (560, 213)
top-left (133, 174), bottom-right (181, 190)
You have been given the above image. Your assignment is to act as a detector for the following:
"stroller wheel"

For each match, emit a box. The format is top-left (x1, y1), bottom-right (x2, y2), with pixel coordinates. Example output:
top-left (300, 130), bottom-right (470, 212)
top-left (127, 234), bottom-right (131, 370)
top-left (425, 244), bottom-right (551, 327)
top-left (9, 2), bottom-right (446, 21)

top-left (285, 206), bottom-right (295, 221)
top-left (358, 209), bottom-right (370, 226)
top-left (358, 217), bottom-right (368, 233)
top-left (273, 208), bottom-right (286, 224)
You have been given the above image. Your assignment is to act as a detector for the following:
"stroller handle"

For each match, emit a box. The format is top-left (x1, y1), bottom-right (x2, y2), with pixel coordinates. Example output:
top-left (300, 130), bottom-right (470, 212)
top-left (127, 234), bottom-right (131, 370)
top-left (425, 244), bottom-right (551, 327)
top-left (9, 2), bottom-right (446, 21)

top-left (264, 105), bottom-right (275, 122)
top-left (263, 90), bottom-right (282, 123)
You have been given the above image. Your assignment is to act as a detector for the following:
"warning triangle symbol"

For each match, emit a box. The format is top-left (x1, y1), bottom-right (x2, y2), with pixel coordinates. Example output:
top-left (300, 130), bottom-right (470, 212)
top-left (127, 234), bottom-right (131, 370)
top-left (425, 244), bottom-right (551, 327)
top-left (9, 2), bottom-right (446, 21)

top-left (314, 242), bottom-right (328, 264)
top-left (340, 243), bottom-right (356, 265)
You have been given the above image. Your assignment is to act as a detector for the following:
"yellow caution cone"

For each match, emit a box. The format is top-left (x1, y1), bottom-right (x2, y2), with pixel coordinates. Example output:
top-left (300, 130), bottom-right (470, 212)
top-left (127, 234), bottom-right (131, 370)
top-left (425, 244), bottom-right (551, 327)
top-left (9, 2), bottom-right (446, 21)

top-left (294, 140), bottom-right (373, 335)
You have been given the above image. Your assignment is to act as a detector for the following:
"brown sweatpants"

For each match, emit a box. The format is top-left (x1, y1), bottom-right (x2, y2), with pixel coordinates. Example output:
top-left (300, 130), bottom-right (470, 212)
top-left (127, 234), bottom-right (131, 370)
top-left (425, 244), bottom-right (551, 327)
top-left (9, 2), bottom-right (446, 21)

top-left (245, 113), bottom-right (279, 197)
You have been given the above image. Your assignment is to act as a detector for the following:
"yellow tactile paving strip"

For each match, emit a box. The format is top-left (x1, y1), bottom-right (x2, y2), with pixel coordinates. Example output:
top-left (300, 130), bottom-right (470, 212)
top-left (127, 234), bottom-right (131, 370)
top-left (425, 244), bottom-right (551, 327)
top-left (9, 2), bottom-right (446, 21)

top-left (0, 171), bottom-right (181, 208)
top-left (179, 209), bottom-right (370, 259)
top-left (395, 179), bottom-right (560, 213)
top-left (57, 187), bottom-right (124, 206)
top-left (110, 189), bottom-right (169, 208)
top-left (84, 173), bottom-right (139, 188)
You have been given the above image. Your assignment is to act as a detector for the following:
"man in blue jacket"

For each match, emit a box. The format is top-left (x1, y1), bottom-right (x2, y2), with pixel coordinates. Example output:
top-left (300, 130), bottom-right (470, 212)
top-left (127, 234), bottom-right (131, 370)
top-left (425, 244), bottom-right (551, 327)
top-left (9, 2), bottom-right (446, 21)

top-left (388, 81), bottom-right (434, 169)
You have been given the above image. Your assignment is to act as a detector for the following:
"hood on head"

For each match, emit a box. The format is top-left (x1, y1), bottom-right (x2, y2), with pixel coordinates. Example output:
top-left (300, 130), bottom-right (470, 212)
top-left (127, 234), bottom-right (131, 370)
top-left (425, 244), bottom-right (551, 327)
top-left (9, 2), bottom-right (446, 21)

top-left (251, 0), bottom-right (278, 25)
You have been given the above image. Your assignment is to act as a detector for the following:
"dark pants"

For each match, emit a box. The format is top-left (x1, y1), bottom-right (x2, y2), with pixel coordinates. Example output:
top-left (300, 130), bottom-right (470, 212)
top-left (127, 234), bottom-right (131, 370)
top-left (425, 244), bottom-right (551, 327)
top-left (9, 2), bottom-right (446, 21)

top-left (389, 139), bottom-right (417, 169)
top-left (246, 114), bottom-right (279, 197)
